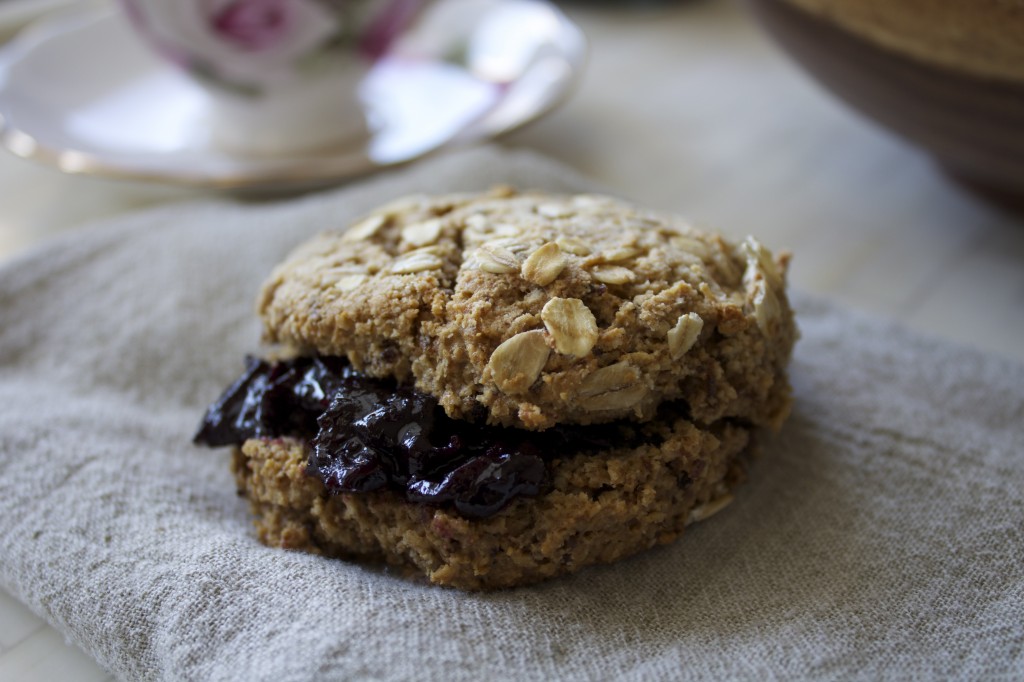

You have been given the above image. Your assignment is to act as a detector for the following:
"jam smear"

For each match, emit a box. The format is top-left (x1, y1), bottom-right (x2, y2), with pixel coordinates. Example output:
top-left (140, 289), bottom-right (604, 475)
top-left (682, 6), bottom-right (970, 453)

top-left (193, 355), bottom-right (353, 446)
top-left (195, 356), bottom-right (653, 518)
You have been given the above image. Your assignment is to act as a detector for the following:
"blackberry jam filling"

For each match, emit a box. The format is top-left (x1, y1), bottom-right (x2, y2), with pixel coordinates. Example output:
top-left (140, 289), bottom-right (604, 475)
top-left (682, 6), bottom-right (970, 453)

top-left (195, 356), bottom-right (656, 518)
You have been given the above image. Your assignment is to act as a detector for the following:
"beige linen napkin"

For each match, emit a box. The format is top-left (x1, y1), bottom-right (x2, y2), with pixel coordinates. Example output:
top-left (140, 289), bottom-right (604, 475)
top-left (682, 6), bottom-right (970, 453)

top-left (0, 147), bottom-right (1021, 681)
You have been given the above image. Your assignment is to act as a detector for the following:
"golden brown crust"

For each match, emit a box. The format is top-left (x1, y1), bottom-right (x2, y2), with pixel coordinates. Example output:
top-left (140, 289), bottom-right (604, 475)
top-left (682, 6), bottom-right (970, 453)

top-left (234, 417), bottom-right (751, 590)
top-left (258, 189), bottom-right (796, 431)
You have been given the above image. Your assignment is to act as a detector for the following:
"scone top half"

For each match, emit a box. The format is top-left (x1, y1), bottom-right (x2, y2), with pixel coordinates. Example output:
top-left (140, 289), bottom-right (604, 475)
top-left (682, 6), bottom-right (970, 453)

top-left (258, 188), bottom-right (796, 431)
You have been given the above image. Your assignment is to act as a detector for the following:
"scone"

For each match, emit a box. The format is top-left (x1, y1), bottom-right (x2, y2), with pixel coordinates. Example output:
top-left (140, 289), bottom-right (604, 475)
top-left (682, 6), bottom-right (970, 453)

top-left (195, 187), bottom-right (797, 590)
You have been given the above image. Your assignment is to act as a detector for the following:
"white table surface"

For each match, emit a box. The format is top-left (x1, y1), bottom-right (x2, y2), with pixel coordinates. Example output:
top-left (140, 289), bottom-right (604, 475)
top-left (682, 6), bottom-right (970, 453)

top-left (2, 0), bottom-right (1022, 679)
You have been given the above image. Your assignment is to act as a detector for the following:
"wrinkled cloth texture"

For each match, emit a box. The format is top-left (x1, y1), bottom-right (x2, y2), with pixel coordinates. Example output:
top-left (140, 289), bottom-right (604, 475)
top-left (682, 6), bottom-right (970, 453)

top-left (0, 147), bottom-right (1021, 681)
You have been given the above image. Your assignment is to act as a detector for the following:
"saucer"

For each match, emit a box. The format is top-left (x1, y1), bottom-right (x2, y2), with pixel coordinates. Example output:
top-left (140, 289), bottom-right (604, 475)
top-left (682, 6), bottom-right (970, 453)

top-left (0, 0), bottom-right (585, 190)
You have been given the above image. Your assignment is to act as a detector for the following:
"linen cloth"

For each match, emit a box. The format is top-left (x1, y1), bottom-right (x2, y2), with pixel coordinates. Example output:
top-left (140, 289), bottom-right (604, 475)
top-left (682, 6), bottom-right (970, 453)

top-left (0, 147), bottom-right (1021, 681)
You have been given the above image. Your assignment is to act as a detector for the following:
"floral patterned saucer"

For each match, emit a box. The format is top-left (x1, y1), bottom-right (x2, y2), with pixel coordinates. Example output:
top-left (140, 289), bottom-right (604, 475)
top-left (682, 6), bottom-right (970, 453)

top-left (0, 0), bottom-right (585, 189)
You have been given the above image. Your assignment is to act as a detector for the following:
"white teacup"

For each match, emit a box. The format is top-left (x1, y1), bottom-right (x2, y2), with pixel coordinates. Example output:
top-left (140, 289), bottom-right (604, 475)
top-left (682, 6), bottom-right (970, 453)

top-left (121, 0), bottom-right (426, 155)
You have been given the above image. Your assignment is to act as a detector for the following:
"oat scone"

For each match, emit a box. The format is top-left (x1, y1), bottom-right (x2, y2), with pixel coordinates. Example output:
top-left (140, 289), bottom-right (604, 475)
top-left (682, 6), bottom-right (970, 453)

top-left (234, 419), bottom-right (749, 590)
top-left (258, 187), bottom-right (796, 430)
top-left (195, 188), bottom-right (797, 590)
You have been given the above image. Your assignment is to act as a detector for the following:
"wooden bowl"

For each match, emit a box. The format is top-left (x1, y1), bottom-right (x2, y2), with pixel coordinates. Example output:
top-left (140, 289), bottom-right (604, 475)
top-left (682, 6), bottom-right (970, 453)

top-left (745, 0), bottom-right (1024, 199)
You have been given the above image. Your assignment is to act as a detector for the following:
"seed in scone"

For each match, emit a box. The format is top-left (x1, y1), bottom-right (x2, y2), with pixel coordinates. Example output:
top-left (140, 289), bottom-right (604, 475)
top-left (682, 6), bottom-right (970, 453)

top-left (577, 362), bottom-right (647, 411)
top-left (667, 312), bottom-right (703, 359)
top-left (537, 202), bottom-right (572, 218)
top-left (686, 494), bottom-right (734, 525)
top-left (590, 264), bottom-right (636, 285)
top-left (601, 246), bottom-right (641, 262)
top-left (390, 251), bottom-right (443, 274)
top-left (320, 263), bottom-right (367, 278)
top-left (740, 235), bottom-right (783, 333)
top-left (556, 236), bottom-right (592, 256)
top-left (487, 330), bottom-right (550, 394)
top-left (342, 214), bottom-right (387, 242)
top-left (476, 244), bottom-right (520, 274)
top-left (400, 219), bottom-right (442, 247)
top-left (492, 223), bottom-right (521, 238)
top-left (521, 242), bottom-right (567, 286)
top-left (488, 238), bottom-right (531, 254)
top-left (742, 235), bottom-right (782, 289)
top-left (709, 239), bottom-right (742, 284)
top-left (749, 278), bottom-right (781, 334)
top-left (334, 273), bottom-right (367, 291)
top-left (656, 222), bottom-right (689, 238)
top-left (670, 235), bottom-right (710, 259)
top-left (541, 298), bottom-right (598, 357)
top-left (572, 194), bottom-right (614, 209)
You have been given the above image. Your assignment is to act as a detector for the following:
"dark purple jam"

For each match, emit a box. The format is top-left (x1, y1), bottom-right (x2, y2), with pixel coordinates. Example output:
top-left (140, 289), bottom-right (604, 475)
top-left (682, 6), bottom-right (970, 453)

top-left (195, 356), bottom-right (651, 518)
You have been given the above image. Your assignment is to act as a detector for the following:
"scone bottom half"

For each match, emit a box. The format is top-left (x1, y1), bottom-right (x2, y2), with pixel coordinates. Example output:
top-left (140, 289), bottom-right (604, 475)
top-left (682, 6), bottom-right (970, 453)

top-left (195, 188), bottom-right (796, 590)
